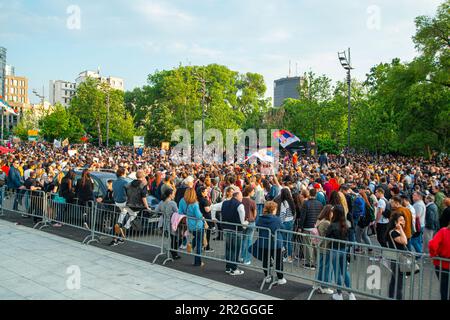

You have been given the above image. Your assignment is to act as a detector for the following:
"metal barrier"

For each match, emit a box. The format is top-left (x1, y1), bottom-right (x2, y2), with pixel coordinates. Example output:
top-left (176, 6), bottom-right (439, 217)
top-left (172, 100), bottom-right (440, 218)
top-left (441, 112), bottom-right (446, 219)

top-left (273, 228), bottom-right (447, 300)
top-left (46, 193), bottom-right (97, 244)
top-left (91, 202), bottom-right (167, 264)
top-left (2, 187), bottom-right (49, 230)
top-left (161, 215), bottom-right (273, 291)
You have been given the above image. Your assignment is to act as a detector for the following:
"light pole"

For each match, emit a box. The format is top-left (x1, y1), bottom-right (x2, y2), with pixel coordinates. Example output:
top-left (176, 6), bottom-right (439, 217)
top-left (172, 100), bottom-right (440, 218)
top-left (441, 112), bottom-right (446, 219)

top-left (193, 71), bottom-right (209, 152)
top-left (338, 48), bottom-right (353, 153)
top-left (106, 90), bottom-right (110, 148)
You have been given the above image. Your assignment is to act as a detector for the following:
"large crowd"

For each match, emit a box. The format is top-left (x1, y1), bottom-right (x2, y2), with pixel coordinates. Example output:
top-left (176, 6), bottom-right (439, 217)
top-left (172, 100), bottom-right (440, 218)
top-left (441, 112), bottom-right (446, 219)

top-left (0, 141), bottom-right (449, 300)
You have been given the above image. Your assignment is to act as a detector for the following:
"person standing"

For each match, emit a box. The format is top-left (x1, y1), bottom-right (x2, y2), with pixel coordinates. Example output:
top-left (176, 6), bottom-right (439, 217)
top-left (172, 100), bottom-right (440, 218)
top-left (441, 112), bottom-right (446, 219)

top-left (385, 212), bottom-right (408, 300)
top-left (221, 191), bottom-right (248, 276)
top-left (7, 159), bottom-right (24, 211)
top-left (240, 186), bottom-right (257, 265)
top-left (411, 191), bottom-right (426, 254)
top-left (298, 188), bottom-right (323, 269)
top-left (275, 187), bottom-right (297, 264)
top-left (254, 175), bottom-right (265, 217)
top-left (429, 207), bottom-right (450, 300)
top-left (110, 167), bottom-right (130, 245)
top-left (156, 188), bottom-right (181, 260)
top-left (423, 194), bottom-right (440, 254)
top-left (198, 186), bottom-right (213, 253)
top-left (75, 169), bottom-right (95, 229)
top-left (375, 188), bottom-right (390, 247)
top-left (326, 205), bottom-right (355, 300)
top-left (314, 205), bottom-right (334, 295)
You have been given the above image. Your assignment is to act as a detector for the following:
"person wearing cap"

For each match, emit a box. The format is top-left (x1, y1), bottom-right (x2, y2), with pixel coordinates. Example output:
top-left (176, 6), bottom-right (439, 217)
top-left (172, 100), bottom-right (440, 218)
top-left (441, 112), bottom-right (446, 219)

top-left (175, 176), bottom-right (194, 206)
top-left (314, 183), bottom-right (326, 206)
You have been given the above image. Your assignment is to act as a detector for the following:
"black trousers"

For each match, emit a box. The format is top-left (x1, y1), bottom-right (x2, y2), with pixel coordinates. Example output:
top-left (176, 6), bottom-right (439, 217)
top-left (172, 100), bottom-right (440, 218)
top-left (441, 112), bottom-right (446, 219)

top-left (260, 247), bottom-right (284, 280)
top-left (435, 267), bottom-right (450, 301)
top-left (376, 223), bottom-right (388, 247)
top-left (389, 261), bottom-right (403, 300)
top-left (170, 233), bottom-right (182, 258)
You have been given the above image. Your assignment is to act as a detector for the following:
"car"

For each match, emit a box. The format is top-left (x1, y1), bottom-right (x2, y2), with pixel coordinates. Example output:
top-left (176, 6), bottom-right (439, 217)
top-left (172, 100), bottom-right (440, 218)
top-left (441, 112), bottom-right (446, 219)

top-left (72, 170), bottom-right (160, 210)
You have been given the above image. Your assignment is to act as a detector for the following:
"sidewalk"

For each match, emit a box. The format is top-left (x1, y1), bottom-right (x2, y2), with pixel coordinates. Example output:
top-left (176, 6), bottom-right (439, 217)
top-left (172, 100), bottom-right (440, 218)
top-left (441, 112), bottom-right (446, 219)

top-left (0, 220), bottom-right (277, 300)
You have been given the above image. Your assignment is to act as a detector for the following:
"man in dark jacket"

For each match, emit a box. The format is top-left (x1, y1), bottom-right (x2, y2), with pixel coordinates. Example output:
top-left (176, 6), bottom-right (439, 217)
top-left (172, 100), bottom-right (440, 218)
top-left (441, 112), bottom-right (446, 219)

top-left (423, 194), bottom-right (439, 254)
top-left (298, 188), bottom-right (323, 269)
top-left (221, 191), bottom-right (248, 276)
top-left (7, 159), bottom-right (24, 211)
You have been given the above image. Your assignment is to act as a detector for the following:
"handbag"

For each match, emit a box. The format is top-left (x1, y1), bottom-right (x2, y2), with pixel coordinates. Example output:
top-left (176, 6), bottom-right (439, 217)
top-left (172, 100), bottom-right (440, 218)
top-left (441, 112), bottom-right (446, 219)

top-left (388, 230), bottom-right (420, 275)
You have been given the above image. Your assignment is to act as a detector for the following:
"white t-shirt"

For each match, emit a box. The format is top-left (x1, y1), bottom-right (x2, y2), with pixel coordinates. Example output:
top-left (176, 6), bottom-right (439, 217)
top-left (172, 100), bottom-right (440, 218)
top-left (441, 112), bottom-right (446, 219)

top-left (377, 198), bottom-right (389, 224)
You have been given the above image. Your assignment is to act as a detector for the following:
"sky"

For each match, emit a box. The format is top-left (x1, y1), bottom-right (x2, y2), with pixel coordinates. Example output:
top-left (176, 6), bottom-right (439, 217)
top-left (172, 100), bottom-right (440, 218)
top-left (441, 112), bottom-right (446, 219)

top-left (0, 0), bottom-right (444, 104)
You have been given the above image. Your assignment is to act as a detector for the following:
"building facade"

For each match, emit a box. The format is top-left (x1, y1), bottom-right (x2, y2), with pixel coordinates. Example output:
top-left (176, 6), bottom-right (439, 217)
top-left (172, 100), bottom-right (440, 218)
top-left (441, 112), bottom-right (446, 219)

top-left (49, 80), bottom-right (76, 107)
top-left (4, 75), bottom-right (29, 130)
top-left (5, 64), bottom-right (15, 76)
top-left (76, 70), bottom-right (124, 91)
top-left (0, 47), bottom-right (6, 98)
top-left (273, 76), bottom-right (304, 108)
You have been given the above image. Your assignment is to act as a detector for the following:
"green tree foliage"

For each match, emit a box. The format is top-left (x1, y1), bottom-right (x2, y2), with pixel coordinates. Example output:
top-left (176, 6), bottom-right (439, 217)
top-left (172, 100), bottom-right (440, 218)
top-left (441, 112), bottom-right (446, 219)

top-left (39, 103), bottom-right (84, 141)
top-left (13, 109), bottom-right (40, 140)
top-left (70, 78), bottom-right (135, 145)
top-left (125, 64), bottom-right (269, 146)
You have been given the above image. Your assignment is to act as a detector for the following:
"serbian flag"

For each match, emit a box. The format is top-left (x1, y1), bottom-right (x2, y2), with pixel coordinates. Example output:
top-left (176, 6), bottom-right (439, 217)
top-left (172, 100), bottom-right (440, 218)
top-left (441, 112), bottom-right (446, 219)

top-left (0, 98), bottom-right (18, 116)
top-left (246, 147), bottom-right (274, 163)
top-left (273, 130), bottom-right (300, 148)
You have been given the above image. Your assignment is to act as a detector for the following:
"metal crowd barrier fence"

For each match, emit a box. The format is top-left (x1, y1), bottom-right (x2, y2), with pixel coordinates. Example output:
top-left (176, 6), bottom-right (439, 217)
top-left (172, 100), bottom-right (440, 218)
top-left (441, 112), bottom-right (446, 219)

top-left (1, 187), bottom-right (49, 230)
top-left (273, 228), bottom-right (448, 300)
top-left (161, 215), bottom-right (273, 291)
top-left (45, 193), bottom-right (97, 244)
top-left (91, 202), bottom-right (167, 264)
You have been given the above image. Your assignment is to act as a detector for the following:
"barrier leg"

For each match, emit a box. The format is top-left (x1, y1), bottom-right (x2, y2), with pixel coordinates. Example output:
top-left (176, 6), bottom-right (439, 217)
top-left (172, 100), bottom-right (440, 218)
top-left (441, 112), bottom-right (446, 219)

top-left (83, 202), bottom-right (99, 245)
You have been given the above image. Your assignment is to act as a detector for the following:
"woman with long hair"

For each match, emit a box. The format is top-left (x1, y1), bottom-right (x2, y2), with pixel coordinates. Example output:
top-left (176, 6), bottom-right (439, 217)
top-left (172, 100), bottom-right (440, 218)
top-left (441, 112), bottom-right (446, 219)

top-left (275, 187), bottom-right (296, 262)
top-left (314, 205), bottom-right (334, 295)
top-left (385, 212), bottom-right (408, 300)
top-left (75, 169), bottom-right (95, 229)
top-left (326, 205), bottom-right (355, 300)
top-left (156, 188), bottom-right (181, 260)
top-left (179, 188), bottom-right (205, 267)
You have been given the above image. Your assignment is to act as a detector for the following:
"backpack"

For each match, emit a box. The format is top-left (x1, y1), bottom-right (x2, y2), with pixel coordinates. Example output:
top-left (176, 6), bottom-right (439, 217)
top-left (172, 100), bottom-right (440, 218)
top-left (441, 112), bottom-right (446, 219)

top-left (381, 198), bottom-right (392, 220)
top-left (358, 203), bottom-right (375, 228)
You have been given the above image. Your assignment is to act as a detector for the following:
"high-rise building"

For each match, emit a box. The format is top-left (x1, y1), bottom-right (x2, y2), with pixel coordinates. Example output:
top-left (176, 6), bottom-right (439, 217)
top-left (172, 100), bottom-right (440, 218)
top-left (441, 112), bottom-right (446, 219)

top-left (49, 80), bottom-right (76, 107)
top-left (0, 47), bottom-right (6, 99)
top-left (273, 76), bottom-right (304, 108)
top-left (4, 74), bottom-right (29, 130)
top-left (5, 64), bottom-right (15, 76)
top-left (76, 70), bottom-right (124, 91)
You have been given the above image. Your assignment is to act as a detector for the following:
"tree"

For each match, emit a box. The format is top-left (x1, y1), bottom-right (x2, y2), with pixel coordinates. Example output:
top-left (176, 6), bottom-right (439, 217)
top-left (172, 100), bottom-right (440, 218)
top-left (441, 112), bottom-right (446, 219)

top-left (70, 78), bottom-right (135, 145)
top-left (39, 103), bottom-right (84, 141)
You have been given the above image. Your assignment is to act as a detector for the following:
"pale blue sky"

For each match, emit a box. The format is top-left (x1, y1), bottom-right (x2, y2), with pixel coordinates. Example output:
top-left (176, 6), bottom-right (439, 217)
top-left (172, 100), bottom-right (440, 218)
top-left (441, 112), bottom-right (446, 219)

top-left (0, 0), bottom-right (443, 104)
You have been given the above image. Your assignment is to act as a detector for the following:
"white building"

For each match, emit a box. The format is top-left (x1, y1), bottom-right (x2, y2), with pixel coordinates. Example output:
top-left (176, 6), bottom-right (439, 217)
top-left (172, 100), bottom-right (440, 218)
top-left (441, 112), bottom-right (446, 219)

top-left (49, 80), bottom-right (77, 107)
top-left (5, 64), bottom-right (15, 76)
top-left (76, 70), bottom-right (124, 91)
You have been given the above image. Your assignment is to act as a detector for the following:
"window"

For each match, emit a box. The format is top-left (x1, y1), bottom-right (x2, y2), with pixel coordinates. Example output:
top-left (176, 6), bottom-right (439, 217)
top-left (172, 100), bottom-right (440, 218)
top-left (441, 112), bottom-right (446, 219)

top-left (9, 87), bottom-right (13, 94)
top-left (13, 79), bottom-right (17, 86)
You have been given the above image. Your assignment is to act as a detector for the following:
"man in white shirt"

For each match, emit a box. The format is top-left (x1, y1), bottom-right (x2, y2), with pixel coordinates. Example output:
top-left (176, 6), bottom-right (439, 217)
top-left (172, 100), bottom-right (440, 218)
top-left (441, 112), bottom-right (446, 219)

top-left (411, 191), bottom-right (426, 254)
top-left (375, 188), bottom-right (390, 247)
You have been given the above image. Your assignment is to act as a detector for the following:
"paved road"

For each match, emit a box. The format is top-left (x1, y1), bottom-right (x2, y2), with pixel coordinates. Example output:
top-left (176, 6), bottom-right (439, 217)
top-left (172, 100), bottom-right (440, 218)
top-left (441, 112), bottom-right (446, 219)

top-left (0, 219), bottom-right (277, 300)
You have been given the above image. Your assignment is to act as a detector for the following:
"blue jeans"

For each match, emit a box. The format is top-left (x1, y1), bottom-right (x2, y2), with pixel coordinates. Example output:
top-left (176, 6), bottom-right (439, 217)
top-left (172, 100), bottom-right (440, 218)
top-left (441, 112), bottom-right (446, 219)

top-left (225, 230), bottom-right (242, 271)
top-left (257, 204), bottom-right (264, 216)
top-left (410, 232), bottom-right (423, 255)
top-left (316, 249), bottom-right (332, 285)
top-left (191, 230), bottom-right (203, 266)
top-left (330, 248), bottom-right (351, 294)
top-left (282, 220), bottom-right (295, 257)
top-left (240, 222), bottom-right (255, 263)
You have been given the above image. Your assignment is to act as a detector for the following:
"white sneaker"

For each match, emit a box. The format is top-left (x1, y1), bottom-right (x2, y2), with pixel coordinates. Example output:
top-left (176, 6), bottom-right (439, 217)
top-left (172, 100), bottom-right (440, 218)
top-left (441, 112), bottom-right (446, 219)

top-left (319, 287), bottom-right (334, 295)
top-left (179, 244), bottom-right (187, 250)
top-left (332, 293), bottom-right (344, 300)
top-left (229, 269), bottom-right (244, 276)
top-left (277, 278), bottom-right (287, 285)
top-left (348, 293), bottom-right (356, 300)
top-left (265, 277), bottom-right (272, 284)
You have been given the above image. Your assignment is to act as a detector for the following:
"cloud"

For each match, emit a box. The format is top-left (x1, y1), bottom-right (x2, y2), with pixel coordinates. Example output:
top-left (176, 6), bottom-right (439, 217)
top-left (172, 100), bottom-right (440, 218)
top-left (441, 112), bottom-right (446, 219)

top-left (136, 1), bottom-right (193, 23)
top-left (259, 30), bottom-right (292, 44)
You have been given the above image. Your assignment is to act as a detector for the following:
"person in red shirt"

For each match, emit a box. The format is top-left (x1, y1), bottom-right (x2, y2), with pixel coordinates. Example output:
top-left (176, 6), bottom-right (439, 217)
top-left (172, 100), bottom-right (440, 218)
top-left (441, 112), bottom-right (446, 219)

top-left (429, 207), bottom-right (450, 300)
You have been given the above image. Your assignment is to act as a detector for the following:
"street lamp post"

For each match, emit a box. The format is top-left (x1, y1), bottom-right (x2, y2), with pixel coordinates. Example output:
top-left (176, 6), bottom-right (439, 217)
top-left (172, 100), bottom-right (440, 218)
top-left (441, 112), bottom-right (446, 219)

top-left (106, 90), bottom-right (110, 148)
top-left (338, 48), bottom-right (353, 153)
top-left (193, 71), bottom-right (209, 152)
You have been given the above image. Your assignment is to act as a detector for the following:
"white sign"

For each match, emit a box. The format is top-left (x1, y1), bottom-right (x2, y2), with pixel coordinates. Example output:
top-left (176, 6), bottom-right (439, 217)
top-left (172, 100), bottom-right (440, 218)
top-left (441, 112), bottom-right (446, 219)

top-left (68, 150), bottom-right (78, 157)
top-left (134, 136), bottom-right (145, 148)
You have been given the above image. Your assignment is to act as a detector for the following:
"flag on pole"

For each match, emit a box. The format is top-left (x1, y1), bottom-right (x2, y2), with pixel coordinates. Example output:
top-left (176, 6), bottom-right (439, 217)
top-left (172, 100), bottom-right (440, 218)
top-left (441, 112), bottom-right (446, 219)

top-left (272, 130), bottom-right (301, 148)
top-left (62, 138), bottom-right (69, 147)
top-left (0, 98), bottom-right (18, 116)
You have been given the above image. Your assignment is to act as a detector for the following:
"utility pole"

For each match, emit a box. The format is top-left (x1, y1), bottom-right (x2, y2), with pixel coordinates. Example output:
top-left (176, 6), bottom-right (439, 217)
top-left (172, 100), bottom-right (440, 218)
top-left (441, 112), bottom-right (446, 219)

top-left (106, 90), bottom-right (110, 148)
top-left (338, 48), bottom-right (353, 153)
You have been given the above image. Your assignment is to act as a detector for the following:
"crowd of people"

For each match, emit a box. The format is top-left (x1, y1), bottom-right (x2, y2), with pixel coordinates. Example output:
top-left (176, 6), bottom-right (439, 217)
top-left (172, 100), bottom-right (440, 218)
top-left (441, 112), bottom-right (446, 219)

top-left (0, 142), bottom-right (449, 300)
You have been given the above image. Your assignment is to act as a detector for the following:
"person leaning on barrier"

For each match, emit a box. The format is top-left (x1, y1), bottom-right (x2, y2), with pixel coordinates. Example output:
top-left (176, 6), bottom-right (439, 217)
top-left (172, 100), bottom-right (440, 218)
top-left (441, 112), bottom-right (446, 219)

top-left (120, 170), bottom-right (152, 236)
top-left (110, 168), bottom-right (129, 246)
top-left (220, 191), bottom-right (248, 276)
top-left (252, 201), bottom-right (286, 285)
top-left (24, 170), bottom-right (43, 223)
top-left (7, 159), bottom-right (24, 211)
top-left (75, 169), bottom-right (95, 230)
top-left (156, 188), bottom-right (181, 260)
top-left (429, 207), bottom-right (450, 301)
